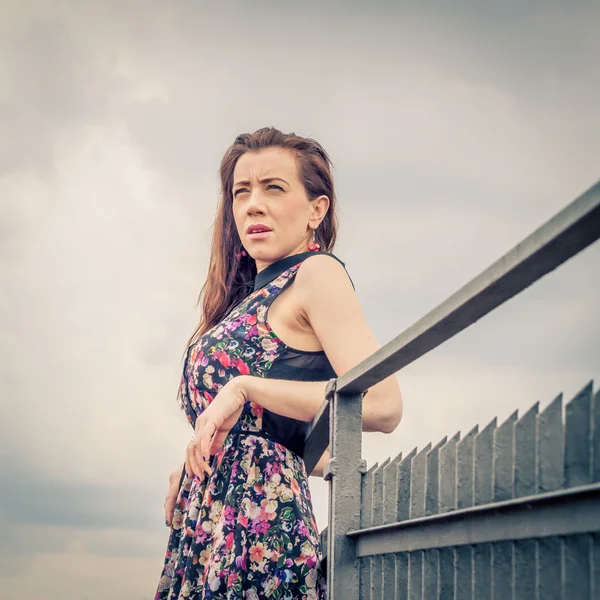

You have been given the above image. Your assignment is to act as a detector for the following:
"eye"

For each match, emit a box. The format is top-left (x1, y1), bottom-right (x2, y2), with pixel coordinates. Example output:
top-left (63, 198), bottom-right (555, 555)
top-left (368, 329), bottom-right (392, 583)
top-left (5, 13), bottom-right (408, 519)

top-left (267, 184), bottom-right (284, 192)
top-left (233, 187), bottom-right (249, 198)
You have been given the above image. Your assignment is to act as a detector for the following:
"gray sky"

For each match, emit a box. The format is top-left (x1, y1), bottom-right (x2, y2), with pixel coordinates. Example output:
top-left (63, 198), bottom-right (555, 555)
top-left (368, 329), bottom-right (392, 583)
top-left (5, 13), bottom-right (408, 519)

top-left (1, 1), bottom-right (599, 598)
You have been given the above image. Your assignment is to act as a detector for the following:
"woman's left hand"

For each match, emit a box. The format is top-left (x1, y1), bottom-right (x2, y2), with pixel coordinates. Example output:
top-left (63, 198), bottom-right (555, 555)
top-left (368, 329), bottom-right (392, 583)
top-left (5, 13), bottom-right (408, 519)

top-left (185, 377), bottom-right (247, 481)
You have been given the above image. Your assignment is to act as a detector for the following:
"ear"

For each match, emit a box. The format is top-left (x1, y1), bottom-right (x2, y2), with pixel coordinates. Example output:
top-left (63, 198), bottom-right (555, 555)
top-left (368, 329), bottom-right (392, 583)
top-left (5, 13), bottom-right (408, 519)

top-left (309, 194), bottom-right (330, 228)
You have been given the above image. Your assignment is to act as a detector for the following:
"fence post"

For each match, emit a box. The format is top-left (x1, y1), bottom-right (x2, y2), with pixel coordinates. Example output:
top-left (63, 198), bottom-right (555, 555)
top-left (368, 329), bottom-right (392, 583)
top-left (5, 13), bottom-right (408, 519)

top-left (324, 381), bottom-right (365, 599)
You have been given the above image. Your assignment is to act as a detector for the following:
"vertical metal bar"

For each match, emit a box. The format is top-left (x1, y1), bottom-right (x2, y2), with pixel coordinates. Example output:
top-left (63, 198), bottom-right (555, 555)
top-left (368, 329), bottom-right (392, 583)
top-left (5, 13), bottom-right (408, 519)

top-left (326, 390), bottom-right (363, 600)
top-left (410, 443), bottom-right (432, 519)
top-left (537, 537), bottom-right (562, 600)
top-left (360, 463), bottom-right (377, 600)
top-left (439, 432), bottom-right (460, 514)
top-left (514, 402), bottom-right (539, 498)
top-left (473, 417), bottom-right (493, 600)
top-left (454, 546), bottom-right (473, 600)
top-left (473, 545), bottom-right (492, 600)
top-left (426, 437), bottom-right (447, 516)
top-left (513, 540), bottom-right (537, 600)
top-left (397, 448), bottom-right (417, 522)
top-left (439, 547), bottom-right (455, 600)
top-left (396, 552), bottom-right (409, 600)
top-left (423, 549), bottom-right (439, 599)
top-left (493, 410), bottom-right (518, 502)
top-left (565, 382), bottom-right (594, 488)
top-left (457, 425), bottom-right (478, 509)
top-left (537, 394), bottom-right (564, 493)
top-left (382, 555), bottom-right (396, 600)
top-left (409, 550), bottom-right (423, 600)
top-left (475, 418), bottom-right (497, 506)
top-left (383, 453), bottom-right (403, 525)
top-left (563, 535), bottom-right (592, 600)
top-left (455, 427), bottom-right (476, 600)
top-left (383, 453), bottom-right (402, 599)
top-left (592, 533), bottom-right (599, 600)
top-left (371, 459), bottom-right (389, 599)
top-left (492, 411), bottom-right (517, 599)
top-left (491, 542), bottom-right (513, 600)
top-left (397, 450), bottom-right (415, 600)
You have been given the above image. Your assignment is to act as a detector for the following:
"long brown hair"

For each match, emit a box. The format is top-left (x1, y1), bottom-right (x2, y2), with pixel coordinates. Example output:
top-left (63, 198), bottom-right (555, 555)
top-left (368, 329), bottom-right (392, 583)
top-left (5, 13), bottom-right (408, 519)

top-left (187, 127), bottom-right (339, 349)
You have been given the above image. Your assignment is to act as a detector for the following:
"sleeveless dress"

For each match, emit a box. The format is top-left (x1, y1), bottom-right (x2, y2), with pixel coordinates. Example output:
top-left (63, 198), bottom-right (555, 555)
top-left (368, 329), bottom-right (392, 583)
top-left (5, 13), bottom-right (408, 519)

top-left (155, 252), bottom-right (350, 600)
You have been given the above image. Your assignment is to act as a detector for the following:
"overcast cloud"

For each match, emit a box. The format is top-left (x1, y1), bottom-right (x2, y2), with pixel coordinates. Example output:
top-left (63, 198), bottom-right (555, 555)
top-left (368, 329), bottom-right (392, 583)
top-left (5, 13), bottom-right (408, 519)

top-left (1, 1), bottom-right (599, 598)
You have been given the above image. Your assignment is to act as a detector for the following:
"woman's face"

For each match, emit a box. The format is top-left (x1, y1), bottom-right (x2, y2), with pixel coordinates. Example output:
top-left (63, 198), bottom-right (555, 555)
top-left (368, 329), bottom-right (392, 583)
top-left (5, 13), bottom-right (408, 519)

top-left (232, 147), bottom-right (329, 272)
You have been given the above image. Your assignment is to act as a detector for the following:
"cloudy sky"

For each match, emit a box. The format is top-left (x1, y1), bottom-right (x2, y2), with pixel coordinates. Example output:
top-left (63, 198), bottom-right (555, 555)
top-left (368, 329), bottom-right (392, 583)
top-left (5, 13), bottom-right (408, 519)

top-left (1, 0), bottom-right (599, 598)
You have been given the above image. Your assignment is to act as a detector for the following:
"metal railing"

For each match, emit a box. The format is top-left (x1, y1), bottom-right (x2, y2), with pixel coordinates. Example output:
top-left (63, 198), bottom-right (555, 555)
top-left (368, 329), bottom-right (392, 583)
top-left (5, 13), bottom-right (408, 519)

top-left (304, 180), bottom-right (600, 598)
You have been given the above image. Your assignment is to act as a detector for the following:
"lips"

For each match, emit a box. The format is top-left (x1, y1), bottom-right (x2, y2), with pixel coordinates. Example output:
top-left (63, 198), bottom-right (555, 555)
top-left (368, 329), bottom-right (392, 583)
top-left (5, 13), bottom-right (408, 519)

top-left (246, 224), bottom-right (272, 234)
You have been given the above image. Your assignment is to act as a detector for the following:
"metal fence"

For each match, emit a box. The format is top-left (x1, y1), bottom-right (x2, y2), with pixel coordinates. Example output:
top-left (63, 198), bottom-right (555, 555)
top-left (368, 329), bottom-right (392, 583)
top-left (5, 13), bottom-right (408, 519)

top-left (303, 180), bottom-right (600, 598)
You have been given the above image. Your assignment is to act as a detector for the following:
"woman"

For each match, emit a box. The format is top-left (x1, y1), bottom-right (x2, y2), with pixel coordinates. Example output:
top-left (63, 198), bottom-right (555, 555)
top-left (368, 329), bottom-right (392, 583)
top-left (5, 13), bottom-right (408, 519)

top-left (156, 127), bottom-right (402, 599)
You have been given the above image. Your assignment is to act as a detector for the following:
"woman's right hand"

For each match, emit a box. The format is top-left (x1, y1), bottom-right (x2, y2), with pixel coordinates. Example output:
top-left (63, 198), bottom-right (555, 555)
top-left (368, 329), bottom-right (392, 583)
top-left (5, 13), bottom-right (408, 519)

top-left (164, 463), bottom-right (184, 527)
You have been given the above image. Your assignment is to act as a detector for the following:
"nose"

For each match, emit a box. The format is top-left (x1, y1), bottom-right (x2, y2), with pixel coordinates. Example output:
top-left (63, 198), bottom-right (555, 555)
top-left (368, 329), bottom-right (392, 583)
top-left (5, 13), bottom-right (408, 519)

top-left (245, 188), bottom-right (266, 215)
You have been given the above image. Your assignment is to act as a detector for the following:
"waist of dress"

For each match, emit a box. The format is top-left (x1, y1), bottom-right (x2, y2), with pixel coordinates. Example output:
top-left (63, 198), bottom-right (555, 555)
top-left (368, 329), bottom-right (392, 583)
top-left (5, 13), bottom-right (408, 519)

top-left (226, 427), bottom-right (304, 458)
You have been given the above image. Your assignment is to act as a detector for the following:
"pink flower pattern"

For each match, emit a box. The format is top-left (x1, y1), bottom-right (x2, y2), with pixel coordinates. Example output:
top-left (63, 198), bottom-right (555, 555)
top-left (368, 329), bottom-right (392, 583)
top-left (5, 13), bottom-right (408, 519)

top-left (155, 263), bottom-right (327, 599)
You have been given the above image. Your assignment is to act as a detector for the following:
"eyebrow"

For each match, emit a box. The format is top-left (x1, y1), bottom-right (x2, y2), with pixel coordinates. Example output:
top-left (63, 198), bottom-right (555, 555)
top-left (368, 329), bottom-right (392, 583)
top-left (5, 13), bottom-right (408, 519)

top-left (233, 177), bottom-right (289, 188)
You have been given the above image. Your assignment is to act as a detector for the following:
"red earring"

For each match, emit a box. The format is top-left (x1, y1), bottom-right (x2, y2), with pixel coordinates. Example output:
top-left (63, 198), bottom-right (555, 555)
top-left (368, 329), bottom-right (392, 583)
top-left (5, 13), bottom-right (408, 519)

top-left (235, 249), bottom-right (248, 260)
top-left (307, 229), bottom-right (321, 252)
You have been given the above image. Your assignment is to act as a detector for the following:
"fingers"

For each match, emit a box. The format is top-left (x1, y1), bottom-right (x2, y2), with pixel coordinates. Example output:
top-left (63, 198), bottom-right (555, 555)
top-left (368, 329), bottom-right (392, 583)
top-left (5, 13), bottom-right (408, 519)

top-left (209, 430), bottom-right (228, 455)
top-left (164, 493), bottom-right (176, 527)
top-left (199, 422), bottom-right (216, 469)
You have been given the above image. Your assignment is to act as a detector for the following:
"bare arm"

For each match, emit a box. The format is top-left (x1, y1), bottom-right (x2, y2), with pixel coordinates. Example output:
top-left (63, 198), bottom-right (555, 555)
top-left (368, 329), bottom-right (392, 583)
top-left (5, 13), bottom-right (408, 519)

top-left (238, 255), bottom-right (403, 433)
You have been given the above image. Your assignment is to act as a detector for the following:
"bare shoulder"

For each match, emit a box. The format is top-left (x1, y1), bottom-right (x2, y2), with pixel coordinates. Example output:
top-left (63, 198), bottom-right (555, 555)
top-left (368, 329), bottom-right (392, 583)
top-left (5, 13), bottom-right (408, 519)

top-left (293, 253), bottom-right (379, 378)
top-left (294, 253), bottom-right (354, 302)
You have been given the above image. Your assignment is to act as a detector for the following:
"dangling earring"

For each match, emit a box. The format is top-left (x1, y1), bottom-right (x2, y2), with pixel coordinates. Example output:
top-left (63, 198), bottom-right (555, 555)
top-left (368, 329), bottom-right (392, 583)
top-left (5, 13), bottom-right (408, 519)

top-left (307, 229), bottom-right (321, 252)
top-left (235, 249), bottom-right (248, 260)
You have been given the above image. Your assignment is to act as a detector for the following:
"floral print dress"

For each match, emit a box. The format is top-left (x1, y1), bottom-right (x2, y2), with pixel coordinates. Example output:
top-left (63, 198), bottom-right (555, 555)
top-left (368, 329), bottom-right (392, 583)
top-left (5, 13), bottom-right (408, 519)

top-left (155, 252), bottom-right (349, 599)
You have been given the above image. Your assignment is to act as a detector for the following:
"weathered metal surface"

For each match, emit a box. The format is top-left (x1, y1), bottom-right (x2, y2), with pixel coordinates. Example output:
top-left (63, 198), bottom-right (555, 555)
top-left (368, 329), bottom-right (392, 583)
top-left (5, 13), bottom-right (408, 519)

top-left (350, 482), bottom-right (600, 556)
top-left (475, 419), bottom-right (497, 506)
top-left (410, 443), bottom-right (431, 519)
top-left (457, 425), bottom-right (478, 510)
top-left (565, 382), bottom-right (594, 488)
top-left (438, 547), bottom-right (455, 600)
top-left (359, 462), bottom-right (377, 600)
top-left (325, 390), bottom-right (363, 599)
top-left (538, 394), bottom-right (564, 493)
top-left (397, 448), bottom-right (416, 522)
top-left (383, 453), bottom-right (403, 525)
top-left (491, 542), bottom-right (512, 599)
top-left (473, 544), bottom-right (491, 600)
top-left (493, 411), bottom-right (517, 502)
top-left (514, 402), bottom-right (539, 498)
top-left (513, 540), bottom-right (536, 600)
top-left (426, 437), bottom-right (447, 516)
top-left (370, 459), bottom-right (388, 598)
top-left (439, 432), bottom-right (460, 514)
top-left (408, 551), bottom-right (423, 600)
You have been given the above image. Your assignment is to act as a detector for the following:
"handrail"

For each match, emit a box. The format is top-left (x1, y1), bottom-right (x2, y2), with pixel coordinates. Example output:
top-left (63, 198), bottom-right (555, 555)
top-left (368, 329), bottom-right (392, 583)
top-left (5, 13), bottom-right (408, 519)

top-left (304, 180), bottom-right (600, 473)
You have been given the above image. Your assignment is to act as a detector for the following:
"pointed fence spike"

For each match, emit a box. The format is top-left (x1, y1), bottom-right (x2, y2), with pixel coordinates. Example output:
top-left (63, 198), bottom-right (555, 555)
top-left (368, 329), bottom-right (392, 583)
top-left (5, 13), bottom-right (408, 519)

top-left (439, 431), bottom-right (461, 513)
top-left (383, 452), bottom-right (403, 525)
top-left (457, 425), bottom-right (479, 509)
top-left (494, 410), bottom-right (518, 502)
top-left (397, 448), bottom-right (417, 522)
top-left (537, 394), bottom-right (564, 493)
top-left (565, 381), bottom-right (594, 488)
top-left (410, 442), bottom-right (432, 519)
top-left (515, 402), bottom-right (539, 498)
top-left (426, 436), bottom-right (447, 516)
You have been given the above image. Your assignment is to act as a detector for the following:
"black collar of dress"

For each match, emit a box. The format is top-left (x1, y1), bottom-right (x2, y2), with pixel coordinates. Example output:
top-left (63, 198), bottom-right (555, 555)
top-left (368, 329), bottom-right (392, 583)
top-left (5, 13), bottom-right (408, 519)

top-left (253, 251), bottom-right (322, 291)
